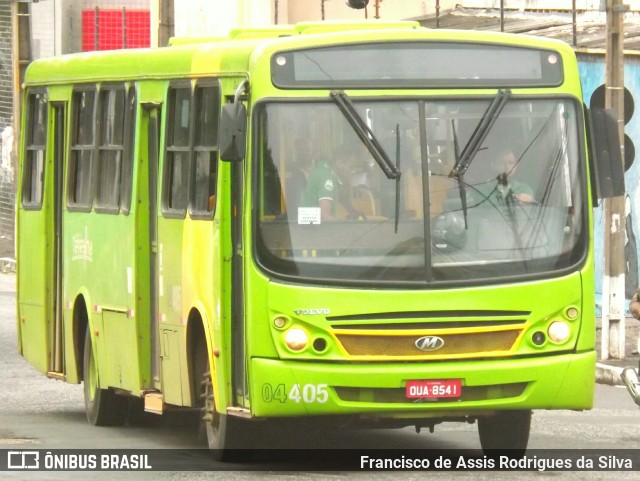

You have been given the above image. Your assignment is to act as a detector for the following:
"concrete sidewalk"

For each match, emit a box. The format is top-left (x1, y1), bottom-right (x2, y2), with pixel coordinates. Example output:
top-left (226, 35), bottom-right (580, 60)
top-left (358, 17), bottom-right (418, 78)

top-left (595, 317), bottom-right (640, 385)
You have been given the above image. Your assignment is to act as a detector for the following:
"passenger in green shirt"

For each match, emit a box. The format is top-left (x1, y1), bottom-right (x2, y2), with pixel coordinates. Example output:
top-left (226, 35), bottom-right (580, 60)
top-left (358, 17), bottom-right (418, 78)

top-left (300, 146), bottom-right (364, 222)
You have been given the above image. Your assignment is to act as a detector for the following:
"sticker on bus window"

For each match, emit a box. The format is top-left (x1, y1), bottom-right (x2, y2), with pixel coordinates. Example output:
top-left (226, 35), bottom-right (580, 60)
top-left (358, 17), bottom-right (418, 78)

top-left (298, 207), bottom-right (321, 225)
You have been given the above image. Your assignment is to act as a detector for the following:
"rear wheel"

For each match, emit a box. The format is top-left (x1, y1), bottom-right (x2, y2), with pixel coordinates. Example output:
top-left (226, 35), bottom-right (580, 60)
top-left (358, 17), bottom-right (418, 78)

top-left (83, 328), bottom-right (126, 426)
top-left (478, 410), bottom-right (531, 455)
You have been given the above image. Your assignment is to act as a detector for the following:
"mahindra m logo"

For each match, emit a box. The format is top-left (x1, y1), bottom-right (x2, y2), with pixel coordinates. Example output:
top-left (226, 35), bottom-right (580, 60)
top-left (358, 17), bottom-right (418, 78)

top-left (415, 336), bottom-right (445, 352)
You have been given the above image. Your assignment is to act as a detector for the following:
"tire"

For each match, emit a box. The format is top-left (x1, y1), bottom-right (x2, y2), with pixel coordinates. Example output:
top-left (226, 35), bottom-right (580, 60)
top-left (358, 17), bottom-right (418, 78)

top-left (200, 369), bottom-right (249, 461)
top-left (478, 410), bottom-right (531, 455)
top-left (83, 328), bottom-right (126, 426)
top-left (622, 367), bottom-right (640, 407)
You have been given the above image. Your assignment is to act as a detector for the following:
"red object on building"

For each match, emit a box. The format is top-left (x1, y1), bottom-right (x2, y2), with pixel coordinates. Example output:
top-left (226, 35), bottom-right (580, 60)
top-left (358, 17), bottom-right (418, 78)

top-left (82, 9), bottom-right (151, 51)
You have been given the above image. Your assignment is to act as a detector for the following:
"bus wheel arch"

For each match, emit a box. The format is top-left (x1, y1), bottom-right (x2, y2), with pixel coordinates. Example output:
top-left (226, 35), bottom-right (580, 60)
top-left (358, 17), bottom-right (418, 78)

top-left (186, 308), bottom-right (248, 459)
top-left (186, 308), bottom-right (210, 407)
top-left (72, 296), bottom-right (89, 382)
top-left (75, 296), bottom-right (127, 427)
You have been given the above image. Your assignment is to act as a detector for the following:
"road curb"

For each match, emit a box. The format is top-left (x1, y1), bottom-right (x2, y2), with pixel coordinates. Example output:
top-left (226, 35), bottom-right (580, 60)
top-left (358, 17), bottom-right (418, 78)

top-left (596, 362), bottom-right (624, 386)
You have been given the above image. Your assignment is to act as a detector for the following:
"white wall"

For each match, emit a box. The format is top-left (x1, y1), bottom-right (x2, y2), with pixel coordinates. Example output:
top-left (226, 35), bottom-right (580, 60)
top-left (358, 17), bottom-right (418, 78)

top-left (172, 0), bottom-right (273, 37)
top-left (31, 0), bottom-right (56, 58)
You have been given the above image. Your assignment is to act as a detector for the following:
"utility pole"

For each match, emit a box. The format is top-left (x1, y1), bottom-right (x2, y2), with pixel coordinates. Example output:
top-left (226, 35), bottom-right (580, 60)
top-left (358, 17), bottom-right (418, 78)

top-left (602, 0), bottom-right (627, 359)
top-left (157, 0), bottom-right (174, 47)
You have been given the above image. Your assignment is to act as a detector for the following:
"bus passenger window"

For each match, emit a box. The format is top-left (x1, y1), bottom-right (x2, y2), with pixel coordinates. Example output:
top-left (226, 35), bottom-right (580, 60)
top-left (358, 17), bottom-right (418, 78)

top-left (119, 87), bottom-right (137, 214)
top-left (193, 152), bottom-right (217, 213)
top-left (22, 91), bottom-right (47, 208)
top-left (96, 87), bottom-right (125, 212)
top-left (68, 89), bottom-right (96, 209)
top-left (164, 86), bottom-right (192, 213)
top-left (191, 84), bottom-right (220, 217)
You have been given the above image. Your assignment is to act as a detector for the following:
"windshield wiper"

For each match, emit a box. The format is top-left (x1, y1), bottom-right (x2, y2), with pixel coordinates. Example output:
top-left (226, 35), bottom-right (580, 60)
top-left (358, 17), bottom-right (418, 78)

top-left (451, 121), bottom-right (469, 229)
top-left (449, 89), bottom-right (511, 179)
top-left (448, 89), bottom-right (511, 229)
top-left (330, 91), bottom-right (400, 180)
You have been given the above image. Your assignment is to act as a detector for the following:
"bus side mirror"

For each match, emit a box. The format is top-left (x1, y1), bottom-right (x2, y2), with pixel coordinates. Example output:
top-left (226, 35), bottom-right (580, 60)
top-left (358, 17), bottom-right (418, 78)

top-left (588, 107), bottom-right (625, 200)
top-left (219, 102), bottom-right (247, 162)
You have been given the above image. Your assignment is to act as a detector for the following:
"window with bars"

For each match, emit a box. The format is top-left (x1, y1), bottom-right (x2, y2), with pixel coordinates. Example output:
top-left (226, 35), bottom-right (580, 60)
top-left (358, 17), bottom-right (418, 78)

top-left (191, 84), bottom-right (220, 218)
top-left (68, 89), bottom-right (97, 210)
top-left (68, 83), bottom-right (136, 214)
top-left (163, 81), bottom-right (220, 219)
top-left (22, 91), bottom-right (48, 209)
top-left (95, 85), bottom-right (136, 214)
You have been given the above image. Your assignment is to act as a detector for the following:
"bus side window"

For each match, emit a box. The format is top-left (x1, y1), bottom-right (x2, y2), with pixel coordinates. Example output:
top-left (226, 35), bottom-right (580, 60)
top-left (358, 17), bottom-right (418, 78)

top-left (190, 83), bottom-right (220, 218)
top-left (163, 85), bottom-right (192, 215)
top-left (68, 88), bottom-right (97, 210)
top-left (95, 86), bottom-right (126, 213)
top-left (119, 87), bottom-right (137, 214)
top-left (94, 84), bottom-right (136, 214)
top-left (22, 91), bottom-right (48, 209)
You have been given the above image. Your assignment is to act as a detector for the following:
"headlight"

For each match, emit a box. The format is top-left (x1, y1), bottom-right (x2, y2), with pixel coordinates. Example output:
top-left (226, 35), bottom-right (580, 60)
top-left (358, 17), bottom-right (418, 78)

top-left (285, 328), bottom-right (308, 351)
top-left (548, 321), bottom-right (570, 343)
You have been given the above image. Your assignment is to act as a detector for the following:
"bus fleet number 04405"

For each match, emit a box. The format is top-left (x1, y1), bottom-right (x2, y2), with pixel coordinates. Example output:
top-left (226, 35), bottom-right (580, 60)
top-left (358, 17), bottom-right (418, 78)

top-left (262, 383), bottom-right (329, 404)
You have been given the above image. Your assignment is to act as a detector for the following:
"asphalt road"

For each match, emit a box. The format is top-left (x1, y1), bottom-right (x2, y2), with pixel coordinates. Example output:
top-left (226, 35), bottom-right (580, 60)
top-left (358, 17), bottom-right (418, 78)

top-left (1, 273), bottom-right (640, 480)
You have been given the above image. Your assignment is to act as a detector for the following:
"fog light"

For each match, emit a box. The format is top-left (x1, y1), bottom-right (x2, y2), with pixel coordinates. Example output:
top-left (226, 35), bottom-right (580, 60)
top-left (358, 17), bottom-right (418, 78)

top-left (532, 331), bottom-right (546, 346)
top-left (273, 316), bottom-right (287, 329)
top-left (548, 321), bottom-right (570, 343)
top-left (285, 328), bottom-right (308, 351)
top-left (313, 337), bottom-right (328, 353)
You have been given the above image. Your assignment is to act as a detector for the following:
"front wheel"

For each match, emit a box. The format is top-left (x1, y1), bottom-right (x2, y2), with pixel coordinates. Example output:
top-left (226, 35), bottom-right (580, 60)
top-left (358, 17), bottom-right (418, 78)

top-left (478, 410), bottom-right (531, 455)
top-left (83, 328), bottom-right (126, 426)
top-left (201, 369), bottom-right (250, 461)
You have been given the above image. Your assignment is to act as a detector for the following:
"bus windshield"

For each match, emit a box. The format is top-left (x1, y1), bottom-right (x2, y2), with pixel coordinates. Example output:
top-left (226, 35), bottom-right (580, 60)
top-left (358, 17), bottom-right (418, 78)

top-left (255, 97), bottom-right (586, 285)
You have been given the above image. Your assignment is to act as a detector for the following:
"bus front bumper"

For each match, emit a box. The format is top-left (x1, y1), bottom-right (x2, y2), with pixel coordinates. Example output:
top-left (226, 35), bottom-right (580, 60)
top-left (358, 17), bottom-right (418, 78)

top-left (248, 351), bottom-right (595, 418)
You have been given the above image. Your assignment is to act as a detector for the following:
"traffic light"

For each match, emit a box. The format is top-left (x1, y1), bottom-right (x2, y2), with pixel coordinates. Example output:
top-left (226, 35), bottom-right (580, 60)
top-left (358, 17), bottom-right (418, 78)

top-left (346, 0), bottom-right (369, 9)
top-left (590, 83), bottom-right (635, 171)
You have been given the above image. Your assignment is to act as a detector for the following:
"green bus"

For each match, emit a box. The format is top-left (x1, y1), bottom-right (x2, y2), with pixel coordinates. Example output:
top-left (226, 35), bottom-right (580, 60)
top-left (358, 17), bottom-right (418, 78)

top-left (16, 21), bottom-right (622, 457)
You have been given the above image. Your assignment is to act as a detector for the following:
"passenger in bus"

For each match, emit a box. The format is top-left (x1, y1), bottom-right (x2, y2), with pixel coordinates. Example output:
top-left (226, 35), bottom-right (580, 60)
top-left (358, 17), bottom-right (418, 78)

top-left (299, 144), bottom-right (363, 221)
top-left (285, 138), bottom-right (314, 212)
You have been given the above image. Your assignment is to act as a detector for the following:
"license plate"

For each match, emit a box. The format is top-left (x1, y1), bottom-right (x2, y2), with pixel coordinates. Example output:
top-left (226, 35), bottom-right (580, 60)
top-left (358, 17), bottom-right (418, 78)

top-left (406, 379), bottom-right (462, 399)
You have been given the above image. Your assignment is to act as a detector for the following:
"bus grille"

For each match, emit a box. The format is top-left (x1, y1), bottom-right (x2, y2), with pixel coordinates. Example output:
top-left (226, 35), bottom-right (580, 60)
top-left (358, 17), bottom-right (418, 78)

top-left (334, 329), bottom-right (521, 358)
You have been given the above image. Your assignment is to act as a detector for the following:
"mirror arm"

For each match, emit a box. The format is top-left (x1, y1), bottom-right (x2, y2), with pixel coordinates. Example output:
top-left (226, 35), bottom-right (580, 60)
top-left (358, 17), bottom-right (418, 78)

top-left (234, 79), bottom-right (250, 104)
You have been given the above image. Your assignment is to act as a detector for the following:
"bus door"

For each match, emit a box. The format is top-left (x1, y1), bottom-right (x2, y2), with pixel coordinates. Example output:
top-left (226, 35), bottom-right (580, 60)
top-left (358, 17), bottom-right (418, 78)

top-left (18, 94), bottom-right (65, 376)
top-left (231, 157), bottom-right (247, 406)
top-left (142, 104), bottom-right (162, 390)
top-left (49, 103), bottom-right (66, 377)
